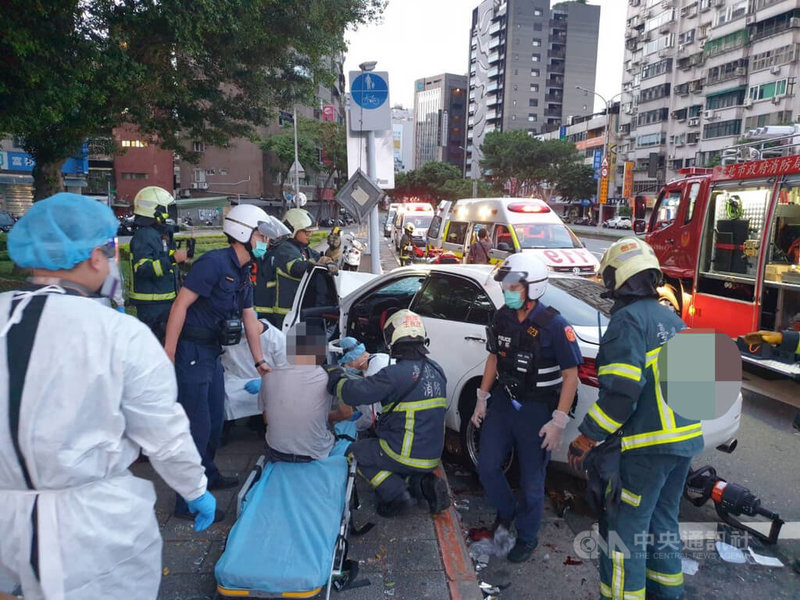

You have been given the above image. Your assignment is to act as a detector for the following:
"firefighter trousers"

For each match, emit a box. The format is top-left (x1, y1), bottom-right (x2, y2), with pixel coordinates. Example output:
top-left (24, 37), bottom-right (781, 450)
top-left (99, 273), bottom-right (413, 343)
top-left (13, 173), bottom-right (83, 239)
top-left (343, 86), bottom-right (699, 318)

top-left (599, 453), bottom-right (692, 600)
top-left (349, 437), bottom-right (433, 503)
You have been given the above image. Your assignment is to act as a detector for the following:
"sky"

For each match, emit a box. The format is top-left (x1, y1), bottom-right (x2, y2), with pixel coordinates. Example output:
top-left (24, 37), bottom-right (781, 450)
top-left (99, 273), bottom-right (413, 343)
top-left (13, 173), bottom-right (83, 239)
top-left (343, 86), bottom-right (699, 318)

top-left (343, 0), bottom-right (627, 113)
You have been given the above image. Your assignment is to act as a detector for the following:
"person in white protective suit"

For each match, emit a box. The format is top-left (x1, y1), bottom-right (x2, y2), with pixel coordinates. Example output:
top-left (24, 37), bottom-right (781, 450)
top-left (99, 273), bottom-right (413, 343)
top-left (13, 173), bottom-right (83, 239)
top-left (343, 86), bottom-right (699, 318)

top-left (0, 193), bottom-right (215, 600)
top-left (329, 337), bottom-right (390, 432)
top-left (222, 318), bottom-right (289, 422)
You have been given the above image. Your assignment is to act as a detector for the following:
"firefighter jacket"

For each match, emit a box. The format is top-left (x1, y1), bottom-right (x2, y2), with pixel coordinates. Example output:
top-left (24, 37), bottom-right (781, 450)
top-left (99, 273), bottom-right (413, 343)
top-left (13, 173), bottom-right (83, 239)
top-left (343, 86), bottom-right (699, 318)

top-left (252, 252), bottom-right (277, 316)
top-left (270, 238), bottom-right (320, 317)
top-left (399, 233), bottom-right (414, 262)
top-left (579, 297), bottom-right (703, 457)
top-left (128, 226), bottom-right (178, 305)
top-left (331, 358), bottom-right (447, 470)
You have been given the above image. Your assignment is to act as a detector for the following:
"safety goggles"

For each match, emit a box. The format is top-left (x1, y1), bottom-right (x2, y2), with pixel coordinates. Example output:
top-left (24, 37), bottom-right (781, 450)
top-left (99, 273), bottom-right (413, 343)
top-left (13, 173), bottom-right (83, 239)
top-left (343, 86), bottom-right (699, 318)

top-left (493, 267), bottom-right (532, 291)
top-left (98, 239), bottom-right (117, 260)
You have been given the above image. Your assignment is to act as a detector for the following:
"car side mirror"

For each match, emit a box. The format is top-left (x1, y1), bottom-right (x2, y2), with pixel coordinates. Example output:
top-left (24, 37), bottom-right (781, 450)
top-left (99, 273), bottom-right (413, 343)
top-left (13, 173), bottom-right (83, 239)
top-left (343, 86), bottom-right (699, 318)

top-left (633, 220), bottom-right (646, 234)
top-left (497, 242), bottom-right (512, 252)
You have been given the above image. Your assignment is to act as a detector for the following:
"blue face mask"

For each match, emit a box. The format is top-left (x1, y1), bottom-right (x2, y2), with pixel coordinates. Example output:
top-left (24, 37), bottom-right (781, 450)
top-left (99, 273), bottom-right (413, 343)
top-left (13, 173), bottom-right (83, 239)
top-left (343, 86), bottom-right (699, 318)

top-left (252, 241), bottom-right (268, 259)
top-left (503, 289), bottom-right (524, 309)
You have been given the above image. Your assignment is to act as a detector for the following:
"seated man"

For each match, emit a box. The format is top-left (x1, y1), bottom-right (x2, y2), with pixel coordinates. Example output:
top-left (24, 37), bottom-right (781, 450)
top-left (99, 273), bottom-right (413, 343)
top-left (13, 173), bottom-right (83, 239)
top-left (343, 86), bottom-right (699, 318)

top-left (331, 336), bottom-right (391, 432)
top-left (259, 322), bottom-right (351, 461)
top-left (222, 318), bottom-right (289, 423)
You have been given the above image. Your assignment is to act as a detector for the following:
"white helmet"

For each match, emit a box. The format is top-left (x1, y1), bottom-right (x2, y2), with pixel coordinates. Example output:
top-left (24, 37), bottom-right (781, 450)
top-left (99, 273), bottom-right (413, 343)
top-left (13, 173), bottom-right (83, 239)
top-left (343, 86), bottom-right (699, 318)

top-left (133, 186), bottom-right (175, 219)
top-left (284, 208), bottom-right (315, 235)
top-left (383, 309), bottom-right (427, 349)
top-left (223, 204), bottom-right (269, 243)
top-left (493, 253), bottom-right (548, 300)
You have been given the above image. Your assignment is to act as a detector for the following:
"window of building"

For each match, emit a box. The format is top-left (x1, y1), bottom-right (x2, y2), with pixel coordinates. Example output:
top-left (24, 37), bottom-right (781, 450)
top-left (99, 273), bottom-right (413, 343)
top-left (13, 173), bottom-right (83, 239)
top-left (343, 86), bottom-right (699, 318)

top-left (220, 168), bottom-right (228, 176)
top-left (534, 8), bottom-right (543, 16)
top-left (531, 69), bottom-right (540, 77)
top-left (715, 1), bottom-right (747, 26)
top-left (703, 119), bottom-right (742, 139)
top-left (120, 140), bottom-right (148, 148)
top-left (748, 79), bottom-right (792, 100)
top-left (533, 39), bottom-right (542, 47)
top-left (530, 83), bottom-right (539, 92)
top-left (637, 132), bottom-right (666, 147)
top-left (531, 54), bottom-right (541, 62)
top-left (644, 33), bottom-right (675, 56)
top-left (637, 107), bottom-right (670, 126)
top-left (744, 110), bottom-right (794, 130)
top-left (528, 114), bottom-right (538, 122)
top-left (534, 23), bottom-right (543, 31)
top-left (121, 173), bottom-right (148, 180)
top-left (751, 44), bottom-right (800, 72)
top-left (193, 168), bottom-right (206, 183)
top-left (706, 89), bottom-right (746, 110)
top-left (529, 98), bottom-right (539, 107)
top-left (640, 83), bottom-right (671, 103)
top-left (707, 59), bottom-right (748, 84)
top-left (688, 104), bottom-right (703, 117)
top-left (678, 29), bottom-right (695, 45)
top-left (192, 141), bottom-right (206, 152)
top-left (641, 58), bottom-right (672, 80)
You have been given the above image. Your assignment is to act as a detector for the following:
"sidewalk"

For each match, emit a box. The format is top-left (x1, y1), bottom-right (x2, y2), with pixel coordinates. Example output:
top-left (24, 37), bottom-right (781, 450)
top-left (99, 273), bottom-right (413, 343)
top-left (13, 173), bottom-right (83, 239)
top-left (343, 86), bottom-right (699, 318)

top-left (133, 420), bottom-right (482, 600)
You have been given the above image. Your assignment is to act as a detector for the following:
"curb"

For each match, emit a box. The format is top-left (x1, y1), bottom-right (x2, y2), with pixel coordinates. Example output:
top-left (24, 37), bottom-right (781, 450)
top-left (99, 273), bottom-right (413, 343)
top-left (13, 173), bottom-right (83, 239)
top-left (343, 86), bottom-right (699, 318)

top-left (432, 465), bottom-right (483, 600)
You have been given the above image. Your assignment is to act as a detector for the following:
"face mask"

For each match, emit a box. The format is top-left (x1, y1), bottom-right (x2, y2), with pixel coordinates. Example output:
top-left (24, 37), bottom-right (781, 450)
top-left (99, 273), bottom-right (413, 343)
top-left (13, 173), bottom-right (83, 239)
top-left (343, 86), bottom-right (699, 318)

top-left (252, 241), bottom-right (268, 259)
top-left (503, 289), bottom-right (524, 310)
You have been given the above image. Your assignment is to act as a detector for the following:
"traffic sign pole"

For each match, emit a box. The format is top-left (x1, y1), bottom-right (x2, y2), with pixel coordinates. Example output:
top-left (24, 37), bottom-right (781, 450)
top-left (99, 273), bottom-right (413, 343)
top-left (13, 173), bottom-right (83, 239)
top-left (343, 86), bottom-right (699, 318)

top-left (367, 130), bottom-right (380, 274)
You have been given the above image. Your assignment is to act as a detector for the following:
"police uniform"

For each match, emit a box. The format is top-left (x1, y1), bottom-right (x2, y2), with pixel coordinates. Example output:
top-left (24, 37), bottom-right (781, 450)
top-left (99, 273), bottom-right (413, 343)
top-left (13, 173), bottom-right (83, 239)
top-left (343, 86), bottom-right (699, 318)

top-left (579, 298), bottom-right (700, 600)
top-left (129, 225), bottom-right (178, 340)
top-left (331, 357), bottom-right (447, 503)
top-left (174, 246), bottom-right (253, 515)
top-left (269, 238), bottom-right (320, 328)
top-left (479, 302), bottom-right (582, 546)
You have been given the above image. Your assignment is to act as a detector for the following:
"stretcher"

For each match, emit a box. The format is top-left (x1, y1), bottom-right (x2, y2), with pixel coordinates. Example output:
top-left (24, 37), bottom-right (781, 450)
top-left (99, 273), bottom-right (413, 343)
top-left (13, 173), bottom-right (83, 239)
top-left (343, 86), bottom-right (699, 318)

top-left (215, 422), bottom-right (361, 599)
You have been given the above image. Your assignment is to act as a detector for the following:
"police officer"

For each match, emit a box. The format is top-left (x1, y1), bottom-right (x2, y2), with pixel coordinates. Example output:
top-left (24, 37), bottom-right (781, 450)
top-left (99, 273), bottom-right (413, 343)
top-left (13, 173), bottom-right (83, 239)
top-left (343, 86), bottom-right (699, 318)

top-left (129, 186), bottom-right (186, 341)
top-left (327, 310), bottom-right (451, 517)
top-left (269, 207), bottom-right (335, 328)
top-left (399, 223), bottom-right (415, 266)
top-left (568, 237), bottom-right (701, 600)
top-left (471, 253), bottom-right (581, 563)
top-left (252, 216), bottom-right (290, 320)
top-left (164, 204), bottom-right (273, 520)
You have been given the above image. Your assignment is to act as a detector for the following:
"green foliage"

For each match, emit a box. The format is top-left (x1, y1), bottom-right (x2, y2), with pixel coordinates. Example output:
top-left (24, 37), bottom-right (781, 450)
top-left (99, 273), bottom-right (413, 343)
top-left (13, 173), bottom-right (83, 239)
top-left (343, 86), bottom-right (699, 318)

top-left (704, 153), bottom-right (722, 168)
top-left (480, 132), bottom-right (594, 201)
top-left (618, 205), bottom-right (633, 217)
top-left (0, 0), bottom-right (386, 199)
top-left (261, 116), bottom-right (323, 193)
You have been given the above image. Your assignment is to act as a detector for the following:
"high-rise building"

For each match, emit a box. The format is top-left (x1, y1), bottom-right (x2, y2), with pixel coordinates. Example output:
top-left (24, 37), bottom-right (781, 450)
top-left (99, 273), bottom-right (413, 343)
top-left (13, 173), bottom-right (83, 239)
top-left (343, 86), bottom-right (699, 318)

top-left (618, 0), bottom-right (800, 197)
top-left (412, 74), bottom-right (469, 171)
top-left (466, 0), bottom-right (600, 179)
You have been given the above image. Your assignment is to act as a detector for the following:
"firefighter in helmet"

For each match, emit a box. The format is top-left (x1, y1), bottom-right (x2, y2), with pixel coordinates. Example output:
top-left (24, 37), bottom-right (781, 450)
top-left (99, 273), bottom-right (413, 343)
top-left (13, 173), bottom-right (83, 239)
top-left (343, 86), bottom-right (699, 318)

top-left (471, 253), bottom-right (582, 563)
top-left (568, 237), bottom-right (702, 600)
top-left (399, 223), bottom-right (415, 266)
top-left (129, 186), bottom-right (185, 341)
top-left (326, 309), bottom-right (450, 517)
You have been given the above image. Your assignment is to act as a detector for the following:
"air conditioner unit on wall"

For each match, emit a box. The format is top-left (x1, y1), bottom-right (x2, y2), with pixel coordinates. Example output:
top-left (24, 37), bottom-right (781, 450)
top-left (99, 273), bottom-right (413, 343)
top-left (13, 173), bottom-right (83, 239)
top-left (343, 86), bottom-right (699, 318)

top-left (688, 117), bottom-right (700, 126)
top-left (704, 109), bottom-right (715, 118)
top-left (772, 95), bottom-right (783, 104)
top-left (791, 17), bottom-right (800, 28)
top-left (190, 182), bottom-right (198, 189)
top-left (743, 97), bottom-right (753, 108)
top-left (770, 65), bottom-right (782, 75)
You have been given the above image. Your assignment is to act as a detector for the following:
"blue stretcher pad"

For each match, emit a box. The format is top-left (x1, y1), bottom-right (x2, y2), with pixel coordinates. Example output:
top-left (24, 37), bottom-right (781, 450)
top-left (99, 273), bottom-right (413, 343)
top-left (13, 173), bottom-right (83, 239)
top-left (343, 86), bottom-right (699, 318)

top-left (215, 422), bottom-right (356, 597)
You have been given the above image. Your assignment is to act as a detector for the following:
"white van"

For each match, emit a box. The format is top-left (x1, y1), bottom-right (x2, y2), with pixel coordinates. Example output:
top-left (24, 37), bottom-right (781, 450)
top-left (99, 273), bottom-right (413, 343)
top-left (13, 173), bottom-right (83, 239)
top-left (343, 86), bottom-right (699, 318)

top-left (426, 197), bottom-right (599, 276)
top-left (392, 202), bottom-right (434, 251)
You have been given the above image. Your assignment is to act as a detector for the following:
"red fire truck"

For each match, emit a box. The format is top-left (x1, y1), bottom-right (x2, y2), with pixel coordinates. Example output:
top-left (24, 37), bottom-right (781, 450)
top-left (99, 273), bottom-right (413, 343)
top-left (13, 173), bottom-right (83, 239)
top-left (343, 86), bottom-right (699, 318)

top-left (642, 134), bottom-right (800, 379)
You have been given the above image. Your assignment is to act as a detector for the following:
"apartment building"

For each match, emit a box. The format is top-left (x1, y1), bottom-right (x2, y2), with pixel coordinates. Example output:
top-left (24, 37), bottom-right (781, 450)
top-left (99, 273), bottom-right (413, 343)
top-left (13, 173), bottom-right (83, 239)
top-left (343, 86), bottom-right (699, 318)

top-left (466, 0), bottom-right (600, 179)
top-left (619, 0), bottom-right (800, 196)
top-left (412, 74), bottom-right (468, 171)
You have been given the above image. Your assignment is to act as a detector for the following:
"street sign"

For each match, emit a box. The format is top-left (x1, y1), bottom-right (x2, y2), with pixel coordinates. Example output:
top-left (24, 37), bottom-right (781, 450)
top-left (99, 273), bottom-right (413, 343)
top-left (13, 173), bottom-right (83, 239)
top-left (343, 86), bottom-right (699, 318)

top-left (348, 71), bottom-right (391, 132)
top-left (599, 178), bottom-right (609, 205)
top-left (345, 107), bottom-right (395, 189)
top-left (334, 168), bottom-right (385, 221)
top-left (600, 166), bottom-right (609, 179)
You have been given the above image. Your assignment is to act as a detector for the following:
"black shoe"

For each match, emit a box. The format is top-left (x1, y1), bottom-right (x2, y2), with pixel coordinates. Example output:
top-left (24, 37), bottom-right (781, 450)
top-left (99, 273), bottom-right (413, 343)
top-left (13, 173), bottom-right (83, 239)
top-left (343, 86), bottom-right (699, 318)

top-left (507, 539), bottom-right (538, 563)
top-left (376, 491), bottom-right (416, 518)
top-left (173, 509), bottom-right (225, 523)
top-left (420, 473), bottom-right (450, 514)
top-left (407, 474), bottom-right (425, 500)
top-left (208, 475), bottom-right (239, 490)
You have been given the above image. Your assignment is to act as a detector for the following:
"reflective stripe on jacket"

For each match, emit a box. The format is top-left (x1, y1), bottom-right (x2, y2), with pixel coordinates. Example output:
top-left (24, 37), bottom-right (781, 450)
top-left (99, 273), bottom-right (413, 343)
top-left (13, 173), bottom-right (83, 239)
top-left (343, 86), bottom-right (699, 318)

top-left (129, 226), bottom-right (177, 303)
top-left (579, 298), bottom-right (703, 457)
top-left (253, 253), bottom-right (277, 315)
top-left (270, 239), bottom-right (319, 316)
top-left (334, 358), bottom-right (447, 469)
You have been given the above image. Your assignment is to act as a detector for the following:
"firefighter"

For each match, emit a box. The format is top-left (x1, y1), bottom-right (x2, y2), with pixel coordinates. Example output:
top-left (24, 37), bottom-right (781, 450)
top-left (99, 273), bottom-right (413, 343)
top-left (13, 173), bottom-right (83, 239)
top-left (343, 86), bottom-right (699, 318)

top-left (325, 226), bottom-right (343, 263)
top-left (743, 328), bottom-right (800, 431)
top-left (399, 223), bottom-right (415, 266)
top-left (568, 237), bottom-right (702, 600)
top-left (129, 186), bottom-right (186, 341)
top-left (252, 216), bottom-right (290, 320)
top-left (471, 253), bottom-right (582, 563)
top-left (268, 208), bottom-right (335, 328)
top-left (326, 310), bottom-right (450, 517)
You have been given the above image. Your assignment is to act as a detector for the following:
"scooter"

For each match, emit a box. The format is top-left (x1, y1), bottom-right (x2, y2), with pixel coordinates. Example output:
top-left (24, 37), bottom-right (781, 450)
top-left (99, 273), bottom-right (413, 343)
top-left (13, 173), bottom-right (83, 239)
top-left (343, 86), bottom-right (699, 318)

top-left (341, 235), bottom-right (366, 271)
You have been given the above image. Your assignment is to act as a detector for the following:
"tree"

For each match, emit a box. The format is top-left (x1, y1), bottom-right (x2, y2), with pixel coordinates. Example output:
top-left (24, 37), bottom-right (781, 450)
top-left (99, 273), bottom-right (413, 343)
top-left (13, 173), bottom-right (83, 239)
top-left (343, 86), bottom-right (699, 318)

top-left (0, 0), bottom-right (385, 199)
top-left (393, 162), bottom-right (461, 202)
top-left (317, 121), bottom-right (347, 192)
top-left (261, 115), bottom-right (323, 209)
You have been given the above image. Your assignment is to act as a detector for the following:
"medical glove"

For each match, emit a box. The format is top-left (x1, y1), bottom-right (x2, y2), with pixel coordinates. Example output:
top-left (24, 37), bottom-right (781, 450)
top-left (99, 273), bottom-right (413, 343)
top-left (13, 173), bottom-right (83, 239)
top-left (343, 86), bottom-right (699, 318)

top-left (187, 491), bottom-right (217, 532)
top-left (244, 378), bottom-right (261, 394)
top-left (539, 409), bottom-right (569, 452)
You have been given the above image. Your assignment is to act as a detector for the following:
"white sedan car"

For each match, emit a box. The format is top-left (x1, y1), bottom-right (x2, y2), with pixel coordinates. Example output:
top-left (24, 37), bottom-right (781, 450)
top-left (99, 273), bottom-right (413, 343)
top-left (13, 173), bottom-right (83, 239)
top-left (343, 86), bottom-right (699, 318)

top-left (282, 264), bottom-right (741, 469)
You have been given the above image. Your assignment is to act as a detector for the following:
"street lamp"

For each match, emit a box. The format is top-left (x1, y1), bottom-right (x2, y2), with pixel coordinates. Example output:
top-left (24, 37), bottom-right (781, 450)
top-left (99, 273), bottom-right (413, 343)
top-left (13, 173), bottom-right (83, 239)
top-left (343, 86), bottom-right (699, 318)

top-left (576, 86), bottom-right (623, 230)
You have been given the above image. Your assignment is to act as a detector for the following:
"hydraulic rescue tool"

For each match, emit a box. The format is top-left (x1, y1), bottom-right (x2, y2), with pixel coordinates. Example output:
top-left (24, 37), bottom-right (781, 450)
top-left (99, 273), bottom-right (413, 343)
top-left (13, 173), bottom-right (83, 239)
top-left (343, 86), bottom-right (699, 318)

top-left (684, 465), bottom-right (784, 545)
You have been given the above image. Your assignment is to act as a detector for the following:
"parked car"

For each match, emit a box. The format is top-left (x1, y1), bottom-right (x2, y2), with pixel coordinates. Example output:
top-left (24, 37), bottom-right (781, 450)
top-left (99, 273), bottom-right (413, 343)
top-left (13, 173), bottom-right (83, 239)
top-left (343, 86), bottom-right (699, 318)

top-left (280, 264), bottom-right (742, 470)
top-left (384, 209), bottom-right (397, 238)
top-left (603, 216), bottom-right (632, 229)
top-left (0, 211), bottom-right (17, 233)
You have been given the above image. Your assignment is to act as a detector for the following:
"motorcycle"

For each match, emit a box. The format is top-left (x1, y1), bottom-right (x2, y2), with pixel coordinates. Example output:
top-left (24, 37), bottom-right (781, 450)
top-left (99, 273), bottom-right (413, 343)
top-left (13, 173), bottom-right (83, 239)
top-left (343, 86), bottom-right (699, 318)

top-left (341, 235), bottom-right (366, 271)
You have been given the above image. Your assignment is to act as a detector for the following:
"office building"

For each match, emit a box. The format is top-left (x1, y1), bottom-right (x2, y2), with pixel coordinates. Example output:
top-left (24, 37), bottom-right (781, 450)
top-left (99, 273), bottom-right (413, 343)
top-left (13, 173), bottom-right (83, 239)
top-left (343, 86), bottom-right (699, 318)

top-left (412, 74), bottom-right (468, 171)
top-left (466, 0), bottom-right (600, 178)
top-left (618, 0), bottom-right (800, 197)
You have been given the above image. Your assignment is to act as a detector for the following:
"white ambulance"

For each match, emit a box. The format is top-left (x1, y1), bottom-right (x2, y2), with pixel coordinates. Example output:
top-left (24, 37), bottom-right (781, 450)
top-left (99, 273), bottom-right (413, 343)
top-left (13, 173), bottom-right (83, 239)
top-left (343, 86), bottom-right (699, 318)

top-left (426, 197), bottom-right (599, 276)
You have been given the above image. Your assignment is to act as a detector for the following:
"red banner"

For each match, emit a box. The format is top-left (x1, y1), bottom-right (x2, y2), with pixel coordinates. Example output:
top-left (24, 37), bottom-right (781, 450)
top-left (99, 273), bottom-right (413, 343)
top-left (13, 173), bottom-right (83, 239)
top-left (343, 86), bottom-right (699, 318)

top-left (713, 154), bottom-right (800, 180)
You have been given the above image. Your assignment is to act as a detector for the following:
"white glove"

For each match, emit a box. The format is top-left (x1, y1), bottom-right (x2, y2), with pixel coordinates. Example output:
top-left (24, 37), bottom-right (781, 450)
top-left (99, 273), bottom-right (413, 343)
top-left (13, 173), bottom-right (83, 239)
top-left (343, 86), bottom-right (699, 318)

top-left (477, 389), bottom-right (490, 403)
top-left (539, 410), bottom-right (569, 452)
top-left (471, 389), bottom-right (491, 428)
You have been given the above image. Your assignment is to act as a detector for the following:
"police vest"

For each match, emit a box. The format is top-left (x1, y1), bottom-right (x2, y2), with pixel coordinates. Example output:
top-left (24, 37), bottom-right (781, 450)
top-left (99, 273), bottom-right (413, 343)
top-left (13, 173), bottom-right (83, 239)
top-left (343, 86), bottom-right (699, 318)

top-left (490, 305), bottom-right (563, 405)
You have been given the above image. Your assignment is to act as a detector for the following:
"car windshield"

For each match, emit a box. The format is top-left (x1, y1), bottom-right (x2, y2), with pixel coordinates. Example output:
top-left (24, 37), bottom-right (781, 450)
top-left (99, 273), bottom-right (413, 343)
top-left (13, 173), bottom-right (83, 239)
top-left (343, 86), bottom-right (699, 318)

top-left (406, 215), bottom-right (432, 231)
top-left (512, 222), bottom-right (583, 249)
top-left (543, 277), bottom-right (612, 328)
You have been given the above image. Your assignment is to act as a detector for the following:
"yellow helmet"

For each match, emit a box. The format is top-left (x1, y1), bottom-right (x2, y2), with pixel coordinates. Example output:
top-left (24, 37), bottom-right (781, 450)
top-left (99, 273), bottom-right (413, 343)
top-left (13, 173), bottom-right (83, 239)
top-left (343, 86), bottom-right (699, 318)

top-left (383, 309), bottom-right (426, 349)
top-left (404, 223), bottom-right (415, 233)
top-left (133, 186), bottom-right (174, 219)
top-left (283, 208), bottom-right (315, 235)
top-left (599, 236), bottom-right (661, 291)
